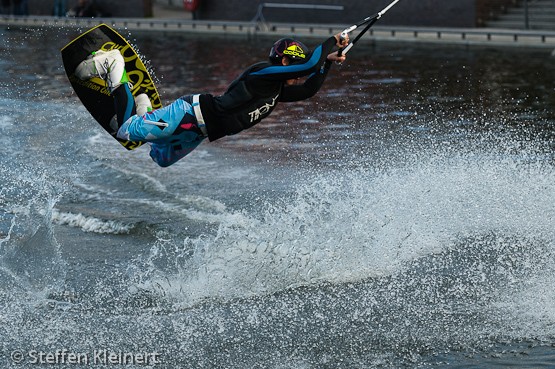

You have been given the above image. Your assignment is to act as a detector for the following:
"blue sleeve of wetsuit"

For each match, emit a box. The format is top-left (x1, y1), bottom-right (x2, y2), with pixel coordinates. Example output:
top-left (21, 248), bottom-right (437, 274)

top-left (249, 36), bottom-right (337, 81)
top-left (280, 60), bottom-right (332, 102)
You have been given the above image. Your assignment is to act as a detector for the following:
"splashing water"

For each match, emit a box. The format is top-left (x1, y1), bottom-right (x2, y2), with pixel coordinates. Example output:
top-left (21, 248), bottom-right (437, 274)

top-left (0, 165), bottom-right (67, 299)
top-left (133, 148), bottom-right (555, 311)
top-left (1, 26), bottom-right (555, 367)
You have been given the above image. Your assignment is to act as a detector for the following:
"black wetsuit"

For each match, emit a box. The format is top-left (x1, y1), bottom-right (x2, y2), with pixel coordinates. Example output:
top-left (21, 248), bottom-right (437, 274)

top-left (200, 36), bottom-right (337, 141)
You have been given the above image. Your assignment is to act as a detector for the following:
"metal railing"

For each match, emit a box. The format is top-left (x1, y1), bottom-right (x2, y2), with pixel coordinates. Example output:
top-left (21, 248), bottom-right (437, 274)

top-left (1, 15), bottom-right (555, 47)
top-left (250, 3), bottom-right (344, 24)
top-left (0, 15), bottom-right (258, 32)
top-left (268, 21), bottom-right (555, 43)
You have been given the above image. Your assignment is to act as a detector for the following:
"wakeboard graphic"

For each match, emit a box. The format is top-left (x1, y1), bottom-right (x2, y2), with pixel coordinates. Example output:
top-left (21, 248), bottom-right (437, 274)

top-left (61, 24), bottom-right (162, 150)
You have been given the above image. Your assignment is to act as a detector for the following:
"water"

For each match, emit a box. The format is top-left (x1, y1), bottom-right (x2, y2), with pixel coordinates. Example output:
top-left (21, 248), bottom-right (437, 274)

top-left (1, 25), bottom-right (555, 367)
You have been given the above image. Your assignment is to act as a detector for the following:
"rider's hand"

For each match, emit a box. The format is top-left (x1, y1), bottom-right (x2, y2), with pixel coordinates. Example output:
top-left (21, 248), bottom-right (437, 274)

top-left (327, 51), bottom-right (346, 64)
top-left (334, 32), bottom-right (349, 47)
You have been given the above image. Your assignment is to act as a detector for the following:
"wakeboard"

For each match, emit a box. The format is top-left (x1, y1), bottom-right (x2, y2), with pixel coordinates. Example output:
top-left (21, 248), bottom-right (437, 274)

top-left (61, 24), bottom-right (162, 150)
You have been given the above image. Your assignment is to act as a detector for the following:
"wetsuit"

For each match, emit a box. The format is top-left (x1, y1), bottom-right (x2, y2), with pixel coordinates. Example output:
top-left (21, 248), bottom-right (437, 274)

top-left (117, 36), bottom-right (338, 167)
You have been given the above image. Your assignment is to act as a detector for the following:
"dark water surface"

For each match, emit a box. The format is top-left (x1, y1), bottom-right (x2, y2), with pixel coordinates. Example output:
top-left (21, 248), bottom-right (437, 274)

top-left (1, 26), bottom-right (555, 368)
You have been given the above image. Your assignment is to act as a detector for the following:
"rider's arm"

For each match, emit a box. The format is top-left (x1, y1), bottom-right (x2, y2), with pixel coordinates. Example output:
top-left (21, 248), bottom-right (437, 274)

top-left (280, 60), bottom-right (333, 102)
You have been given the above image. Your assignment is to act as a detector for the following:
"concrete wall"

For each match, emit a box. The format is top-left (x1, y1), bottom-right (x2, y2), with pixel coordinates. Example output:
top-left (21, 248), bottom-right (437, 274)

top-left (22, 0), bottom-right (521, 27)
top-left (27, 0), bottom-right (152, 17)
top-left (476, 0), bottom-right (521, 26)
top-left (196, 0), bottom-right (478, 27)
top-left (153, 0), bottom-right (182, 5)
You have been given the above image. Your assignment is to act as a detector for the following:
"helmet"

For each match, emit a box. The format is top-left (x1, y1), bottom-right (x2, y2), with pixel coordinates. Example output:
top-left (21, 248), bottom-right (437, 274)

top-left (269, 38), bottom-right (309, 65)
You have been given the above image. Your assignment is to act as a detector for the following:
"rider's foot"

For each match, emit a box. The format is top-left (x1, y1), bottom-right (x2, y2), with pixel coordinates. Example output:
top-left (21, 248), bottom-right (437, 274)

top-left (74, 49), bottom-right (128, 92)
